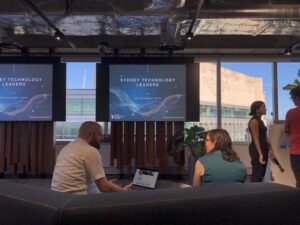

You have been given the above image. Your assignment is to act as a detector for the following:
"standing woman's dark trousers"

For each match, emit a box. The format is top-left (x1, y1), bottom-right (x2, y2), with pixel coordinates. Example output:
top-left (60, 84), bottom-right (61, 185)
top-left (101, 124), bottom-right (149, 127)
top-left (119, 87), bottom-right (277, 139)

top-left (249, 145), bottom-right (268, 182)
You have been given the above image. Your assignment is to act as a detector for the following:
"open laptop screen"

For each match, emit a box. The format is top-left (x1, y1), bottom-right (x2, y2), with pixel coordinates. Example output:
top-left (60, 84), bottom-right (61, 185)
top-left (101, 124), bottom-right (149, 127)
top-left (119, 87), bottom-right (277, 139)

top-left (132, 168), bottom-right (159, 189)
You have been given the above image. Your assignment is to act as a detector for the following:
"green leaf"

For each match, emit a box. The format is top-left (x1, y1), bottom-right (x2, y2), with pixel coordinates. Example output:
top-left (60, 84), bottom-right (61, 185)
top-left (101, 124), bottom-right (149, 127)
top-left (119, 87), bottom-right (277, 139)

top-left (294, 79), bottom-right (300, 85)
top-left (283, 84), bottom-right (297, 90)
top-left (171, 125), bottom-right (206, 160)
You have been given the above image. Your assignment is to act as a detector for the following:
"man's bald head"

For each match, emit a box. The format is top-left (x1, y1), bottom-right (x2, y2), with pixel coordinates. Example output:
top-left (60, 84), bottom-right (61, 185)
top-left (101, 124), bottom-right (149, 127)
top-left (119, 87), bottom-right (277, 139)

top-left (78, 121), bottom-right (102, 142)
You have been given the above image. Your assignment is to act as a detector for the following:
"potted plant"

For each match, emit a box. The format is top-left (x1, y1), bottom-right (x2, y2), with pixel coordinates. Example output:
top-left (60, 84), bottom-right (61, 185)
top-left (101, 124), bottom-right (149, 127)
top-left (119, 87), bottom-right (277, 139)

top-left (282, 69), bottom-right (300, 90)
top-left (171, 125), bottom-right (206, 183)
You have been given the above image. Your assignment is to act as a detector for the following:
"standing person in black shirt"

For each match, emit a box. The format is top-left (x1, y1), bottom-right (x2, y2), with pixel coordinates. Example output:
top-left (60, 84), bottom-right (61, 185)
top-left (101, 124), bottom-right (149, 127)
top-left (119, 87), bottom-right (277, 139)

top-left (248, 101), bottom-right (276, 182)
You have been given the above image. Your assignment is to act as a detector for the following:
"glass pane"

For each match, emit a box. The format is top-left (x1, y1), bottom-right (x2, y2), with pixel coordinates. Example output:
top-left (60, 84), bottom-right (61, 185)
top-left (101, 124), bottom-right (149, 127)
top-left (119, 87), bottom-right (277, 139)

top-left (66, 89), bottom-right (96, 121)
top-left (56, 121), bottom-right (109, 141)
top-left (185, 62), bottom-right (217, 131)
top-left (66, 62), bottom-right (96, 89)
top-left (277, 62), bottom-right (300, 120)
top-left (57, 63), bottom-right (96, 141)
top-left (221, 62), bottom-right (273, 142)
top-left (56, 62), bottom-right (111, 141)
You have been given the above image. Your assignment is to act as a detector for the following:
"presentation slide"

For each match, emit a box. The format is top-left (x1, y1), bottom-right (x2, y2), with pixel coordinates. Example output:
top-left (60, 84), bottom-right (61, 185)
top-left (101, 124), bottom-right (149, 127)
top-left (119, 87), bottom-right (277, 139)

top-left (109, 64), bottom-right (186, 121)
top-left (0, 64), bottom-right (53, 121)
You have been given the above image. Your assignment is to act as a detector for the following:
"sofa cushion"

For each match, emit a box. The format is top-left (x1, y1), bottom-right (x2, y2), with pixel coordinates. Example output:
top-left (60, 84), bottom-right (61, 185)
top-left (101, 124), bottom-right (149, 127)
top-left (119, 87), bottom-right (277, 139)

top-left (1, 180), bottom-right (300, 225)
top-left (0, 180), bottom-right (74, 225)
top-left (61, 183), bottom-right (300, 225)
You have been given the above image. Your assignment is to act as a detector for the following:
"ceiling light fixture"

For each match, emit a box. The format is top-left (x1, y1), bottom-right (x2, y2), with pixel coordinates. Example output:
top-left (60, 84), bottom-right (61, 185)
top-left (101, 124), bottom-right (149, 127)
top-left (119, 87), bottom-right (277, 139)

top-left (186, 31), bottom-right (193, 40)
top-left (181, 0), bottom-right (205, 48)
top-left (14, 25), bottom-right (25, 35)
top-left (54, 31), bottom-right (62, 40)
top-left (284, 48), bottom-right (293, 56)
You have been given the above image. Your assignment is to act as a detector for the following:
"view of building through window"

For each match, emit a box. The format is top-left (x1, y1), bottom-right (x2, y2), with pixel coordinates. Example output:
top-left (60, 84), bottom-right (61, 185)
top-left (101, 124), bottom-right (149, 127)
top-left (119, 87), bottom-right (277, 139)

top-left (221, 62), bottom-right (273, 142)
top-left (55, 63), bottom-right (109, 141)
top-left (186, 62), bottom-right (273, 142)
top-left (56, 61), bottom-right (298, 142)
top-left (185, 63), bottom-right (217, 132)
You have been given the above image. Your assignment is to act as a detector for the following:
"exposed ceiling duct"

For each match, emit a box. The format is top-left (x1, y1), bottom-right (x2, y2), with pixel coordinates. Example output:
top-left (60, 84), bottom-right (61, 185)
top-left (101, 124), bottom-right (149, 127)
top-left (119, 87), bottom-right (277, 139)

top-left (22, 0), bottom-right (76, 49)
top-left (160, 8), bottom-right (188, 49)
top-left (195, 5), bottom-right (300, 19)
top-left (0, 0), bottom-right (300, 55)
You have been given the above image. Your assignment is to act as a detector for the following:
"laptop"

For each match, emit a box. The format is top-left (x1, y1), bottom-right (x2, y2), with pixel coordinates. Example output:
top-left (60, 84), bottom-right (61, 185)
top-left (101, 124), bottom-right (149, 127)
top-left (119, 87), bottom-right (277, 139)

top-left (132, 168), bottom-right (159, 190)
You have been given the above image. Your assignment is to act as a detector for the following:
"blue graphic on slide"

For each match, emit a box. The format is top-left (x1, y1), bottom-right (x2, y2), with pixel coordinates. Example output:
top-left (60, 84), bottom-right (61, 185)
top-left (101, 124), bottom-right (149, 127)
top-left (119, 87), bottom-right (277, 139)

top-left (109, 64), bottom-right (186, 121)
top-left (0, 64), bottom-right (53, 121)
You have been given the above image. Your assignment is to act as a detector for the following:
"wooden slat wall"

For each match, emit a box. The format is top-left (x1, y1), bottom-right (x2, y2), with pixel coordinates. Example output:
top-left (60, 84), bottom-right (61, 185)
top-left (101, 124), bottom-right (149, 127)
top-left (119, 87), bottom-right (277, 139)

top-left (111, 121), bottom-right (184, 174)
top-left (123, 122), bottom-right (134, 174)
top-left (146, 122), bottom-right (155, 168)
top-left (135, 122), bottom-right (145, 167)
top-left (0, 122), bottom-right (6, 173)
top-left (174, 122), bottom-right (185, 167)
top-left (0, 122), bottom-right (55, 175)
top-left (156, 122), bottom-right (167, 173)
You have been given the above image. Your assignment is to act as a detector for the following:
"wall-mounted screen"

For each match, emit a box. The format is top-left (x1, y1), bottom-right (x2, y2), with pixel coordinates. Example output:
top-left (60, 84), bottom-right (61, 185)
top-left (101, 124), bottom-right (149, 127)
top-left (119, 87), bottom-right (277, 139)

top-left (0, 63), bottom-right (53, 121)
top-left (109, 64), bottom-right (186, 121)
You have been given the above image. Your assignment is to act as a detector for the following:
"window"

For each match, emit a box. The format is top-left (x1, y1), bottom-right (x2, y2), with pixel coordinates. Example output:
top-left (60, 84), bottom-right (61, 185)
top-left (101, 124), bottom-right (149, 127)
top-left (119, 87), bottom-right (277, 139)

top-left (56, 62), bottom-right (105, 141)
top-left (186, 63), bottom-right (217, 131)
top-left (221, 62), bottom-right (273, 142)
top-left (277, 62), bottom-right (300, 120)
top-left (55, 60), bottom-right (300, 143)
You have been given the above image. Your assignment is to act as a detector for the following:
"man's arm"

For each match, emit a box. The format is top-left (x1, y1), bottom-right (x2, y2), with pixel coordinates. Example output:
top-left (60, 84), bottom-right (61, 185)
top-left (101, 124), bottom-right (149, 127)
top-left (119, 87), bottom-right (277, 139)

top-left (95, 177), bottom-right (132, 192)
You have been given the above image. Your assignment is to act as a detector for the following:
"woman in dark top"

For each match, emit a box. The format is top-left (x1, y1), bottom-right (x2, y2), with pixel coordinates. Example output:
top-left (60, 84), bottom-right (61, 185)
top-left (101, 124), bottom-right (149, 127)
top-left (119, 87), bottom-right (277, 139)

top-left (193, 129), bottom-right (246, 186)
top-left (248, 101), bottom-right (275, 182)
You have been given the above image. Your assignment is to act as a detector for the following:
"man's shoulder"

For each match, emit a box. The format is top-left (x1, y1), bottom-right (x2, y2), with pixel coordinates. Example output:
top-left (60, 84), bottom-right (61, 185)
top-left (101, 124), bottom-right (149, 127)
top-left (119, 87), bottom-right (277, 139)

top-left (60, 138), bottom-right (100, 156)
top-left (287, 107), bottom-right (300, 115)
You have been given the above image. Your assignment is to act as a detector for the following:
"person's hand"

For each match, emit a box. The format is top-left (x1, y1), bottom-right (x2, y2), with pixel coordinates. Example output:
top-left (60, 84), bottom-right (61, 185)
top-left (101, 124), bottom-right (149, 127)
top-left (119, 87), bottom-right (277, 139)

top-left (259, 154), bottom-right (266, 164)
top-left (123, 183), bottom-right (132, 192)
top-left (269, 149), bottom-right (276, 161)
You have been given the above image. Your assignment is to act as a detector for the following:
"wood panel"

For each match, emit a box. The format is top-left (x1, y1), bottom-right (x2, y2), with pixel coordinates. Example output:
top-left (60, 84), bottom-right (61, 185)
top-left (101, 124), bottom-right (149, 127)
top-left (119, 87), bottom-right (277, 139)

top-left (0, 122), bottom-right (55, 175)
top-left (156, 122), bottom-right (167, 173)
top-left (174, 122), bottom-right (185, 166)
top-left (123, 122), bottom-right (134, 174)
top-left (19, 123), bottom-right (30, 173)
top-left (0, 122), bottom-right (6, 173)
top-left (12, 123), bottom-right (19, 174)
top-left (4, 123), bottom-right (12, 165)
top-left (146, 122), bottom-right (155, 168)
top-left (110, 121), bottom-right (185, 175)
top-left (135, 122), bottom-right (145, 167)
top-left (30, 122), bottom-right (38, 175)
top-left (37, 123), bottom-right (45, 174)
top-left (111, 122), bottom-right (123, 170)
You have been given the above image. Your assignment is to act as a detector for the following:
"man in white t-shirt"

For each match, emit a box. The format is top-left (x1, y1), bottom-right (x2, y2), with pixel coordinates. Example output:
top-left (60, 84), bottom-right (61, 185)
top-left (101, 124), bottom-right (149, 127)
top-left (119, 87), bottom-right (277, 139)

top-left (51, 121), bottom-right (131, 195)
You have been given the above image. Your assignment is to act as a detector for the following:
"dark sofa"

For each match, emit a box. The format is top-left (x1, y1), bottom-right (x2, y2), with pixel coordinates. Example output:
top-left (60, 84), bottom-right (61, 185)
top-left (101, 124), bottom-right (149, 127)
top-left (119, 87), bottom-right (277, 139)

top-left (0, 180), bottom-right (300, 225)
